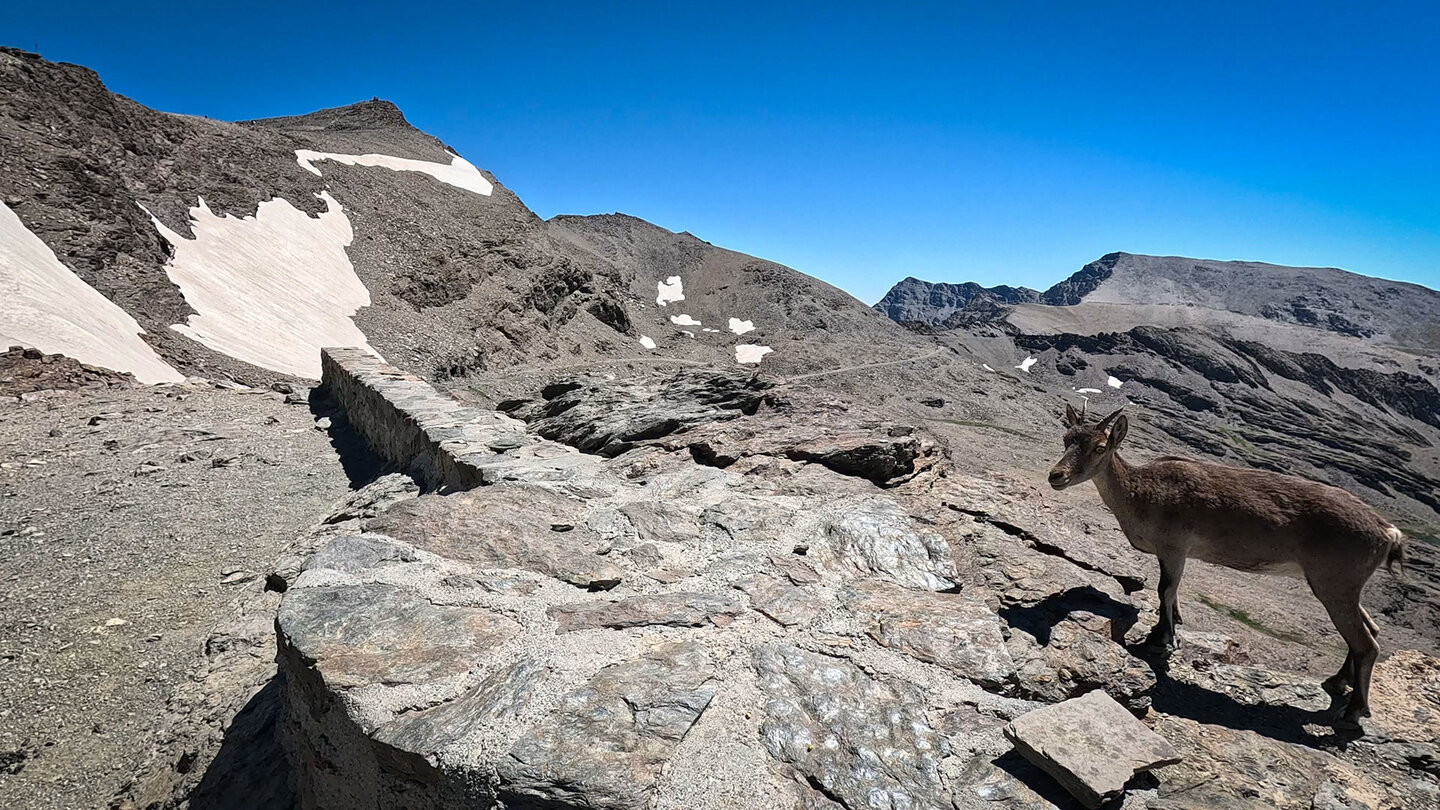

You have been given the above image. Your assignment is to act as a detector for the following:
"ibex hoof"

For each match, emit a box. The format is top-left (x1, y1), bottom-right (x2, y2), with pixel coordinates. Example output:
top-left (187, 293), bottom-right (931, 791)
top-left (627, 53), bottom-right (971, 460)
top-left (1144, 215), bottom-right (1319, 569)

top-left (1334, 715), bottom-right (1365, 734)
top-left (1141, 632), bottom-right (1177, 655)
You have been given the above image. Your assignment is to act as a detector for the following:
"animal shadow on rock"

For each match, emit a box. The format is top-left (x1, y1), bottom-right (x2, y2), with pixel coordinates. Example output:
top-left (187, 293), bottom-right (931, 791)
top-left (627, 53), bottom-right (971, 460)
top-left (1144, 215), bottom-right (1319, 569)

top-left (1130, 644), bottom-right (1359, 750)
top-left (998, 586), bottom-right (1140, 645)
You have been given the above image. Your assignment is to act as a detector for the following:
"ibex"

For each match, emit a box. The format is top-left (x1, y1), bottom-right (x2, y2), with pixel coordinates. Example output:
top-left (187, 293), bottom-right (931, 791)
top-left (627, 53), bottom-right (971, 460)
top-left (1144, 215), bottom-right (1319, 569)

top-left (1048, 404), bottom-right (1407, 729)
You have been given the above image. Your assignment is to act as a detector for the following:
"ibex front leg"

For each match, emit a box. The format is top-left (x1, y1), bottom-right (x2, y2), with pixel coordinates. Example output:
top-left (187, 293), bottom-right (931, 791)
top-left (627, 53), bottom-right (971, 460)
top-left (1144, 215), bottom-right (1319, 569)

top-left (1144, 552), bottom-right (1186, 653)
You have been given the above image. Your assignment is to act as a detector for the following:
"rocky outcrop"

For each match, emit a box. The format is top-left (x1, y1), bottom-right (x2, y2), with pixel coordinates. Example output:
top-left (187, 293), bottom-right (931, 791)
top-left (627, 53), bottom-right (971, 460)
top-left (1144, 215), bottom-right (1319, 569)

top-left (273, 351), bottom-right (1440, 810)
top-left (0, 345), bottom-right (136, 396)
top-left (873, 277), bottom-right (1040, 325)
top-left (501, 368), bottom-right (943, 486)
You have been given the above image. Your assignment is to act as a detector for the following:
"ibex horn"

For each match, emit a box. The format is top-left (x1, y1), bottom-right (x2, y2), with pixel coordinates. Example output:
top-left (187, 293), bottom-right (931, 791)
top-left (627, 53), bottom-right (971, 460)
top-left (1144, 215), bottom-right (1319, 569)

top-left (1096, 404), bottom-right (1127, 430)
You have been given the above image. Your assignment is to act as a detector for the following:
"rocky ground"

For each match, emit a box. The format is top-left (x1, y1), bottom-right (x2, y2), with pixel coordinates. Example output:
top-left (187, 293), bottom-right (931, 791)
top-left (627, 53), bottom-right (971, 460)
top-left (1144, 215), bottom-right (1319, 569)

top-left (0, 383), bottom-right (353, 810)
top-left (264, 355), bottom-right (1440, 810)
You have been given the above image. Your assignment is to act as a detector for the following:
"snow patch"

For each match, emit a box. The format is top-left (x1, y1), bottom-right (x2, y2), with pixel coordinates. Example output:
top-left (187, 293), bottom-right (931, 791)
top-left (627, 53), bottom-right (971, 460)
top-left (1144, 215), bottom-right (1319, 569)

top-left (982, 363), bottom-right (995, 372)
top-left (147, 192), bottom-right (378, 379)
top-left (1015, 356), bottom-right (1037, 373)
top-left (295, 150), bottom-right (493, 196)
top-left (702, 328), bottom-right (720, 333)
top-left (639, 335), bottom-right (657, 350)
top-left (656, 276), bottom-right (684, 306)
top-left (0, 204), bottom-right (183, 383)
top-left (735, 344), bottom-right (773, 364)
top-left (727, 317), bottom-right (756, 335)
top-left (1076, 387), bottom-right (1102, 394)
top-left (1107, 376), bottom-right (1123, 389)
top-left (670, 314), bottom-right (701, 326)
top-left (680, 330), bottom-right (695, 338)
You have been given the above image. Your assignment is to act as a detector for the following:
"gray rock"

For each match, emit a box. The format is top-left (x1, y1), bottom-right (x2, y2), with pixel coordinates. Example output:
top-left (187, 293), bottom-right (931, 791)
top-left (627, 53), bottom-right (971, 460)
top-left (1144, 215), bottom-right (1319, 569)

top-left (277, 583), bottom-right (516, 689)
top-left (497, 642), bottom-right (716, 809)
top-left (740, 574), bottom-right (825, 627)
top-left (371, 658), bottom-right (548, 776)
top-left (1004, 689), bottom-right (1181, 809)
top-left (302, 534), bottom-right (419, 573)
top-left (368, 483), bottom-right (624, 590)
top-left (846, 582), bottom-right (1014, 687)
top-left (815, 497), bottom-right (957, 590)
top-left (1009, 612), bottom-right (1156, 712)
top-left (770, 553), bottom-right (822, 585)
top-left (549, 592), bottom-right (743, 632)
top-left (754, 644), bottom-right (950, 810)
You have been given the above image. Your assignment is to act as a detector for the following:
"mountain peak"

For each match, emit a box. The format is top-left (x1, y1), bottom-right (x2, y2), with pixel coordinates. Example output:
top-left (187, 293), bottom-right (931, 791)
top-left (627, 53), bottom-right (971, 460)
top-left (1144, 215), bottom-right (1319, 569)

top-left (241, 98), bottom-right (414, 132)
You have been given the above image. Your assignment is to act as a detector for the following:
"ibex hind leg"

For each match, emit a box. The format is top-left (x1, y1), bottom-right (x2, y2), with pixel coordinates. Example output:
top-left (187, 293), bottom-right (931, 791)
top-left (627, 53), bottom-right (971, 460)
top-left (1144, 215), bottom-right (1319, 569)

top-left (1322, 651), bottom-right (1355, 696)
top-left (1311, 579), bottom-right (1379, 730)
top-left (1323, 607), bottom-right (1380, 695)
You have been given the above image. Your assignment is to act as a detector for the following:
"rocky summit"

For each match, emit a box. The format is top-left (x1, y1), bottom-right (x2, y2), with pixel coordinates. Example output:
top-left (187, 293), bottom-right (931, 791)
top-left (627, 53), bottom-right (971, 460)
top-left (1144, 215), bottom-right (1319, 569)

top-left (1, 46), bottom-right (1438, 810)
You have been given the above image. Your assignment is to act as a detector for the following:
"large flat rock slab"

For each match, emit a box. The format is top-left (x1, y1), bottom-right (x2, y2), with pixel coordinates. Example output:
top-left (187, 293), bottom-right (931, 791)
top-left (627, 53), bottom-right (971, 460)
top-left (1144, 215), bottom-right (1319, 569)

top-left (367, 482), bottom-right (625, 590)
top-left (277, 583), bottom-right (517, 689)
top-left (1004, 689), bottom-right (1182, 808)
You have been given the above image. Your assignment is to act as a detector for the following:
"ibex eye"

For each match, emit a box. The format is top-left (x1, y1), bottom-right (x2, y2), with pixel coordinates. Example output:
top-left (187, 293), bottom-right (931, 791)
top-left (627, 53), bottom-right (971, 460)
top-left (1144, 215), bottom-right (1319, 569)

top-left (1093, 445), bottom-right (1106, 454)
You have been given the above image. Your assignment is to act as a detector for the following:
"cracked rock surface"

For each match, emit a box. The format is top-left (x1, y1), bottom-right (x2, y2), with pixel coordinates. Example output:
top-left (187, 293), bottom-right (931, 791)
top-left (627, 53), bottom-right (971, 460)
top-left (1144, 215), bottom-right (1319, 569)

top-left (273, 353), bottom-right (1440, 810)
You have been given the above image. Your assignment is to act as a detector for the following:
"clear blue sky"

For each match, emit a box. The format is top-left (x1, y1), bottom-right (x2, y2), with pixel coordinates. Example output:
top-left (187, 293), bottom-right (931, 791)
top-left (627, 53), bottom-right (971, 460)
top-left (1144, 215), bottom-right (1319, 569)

top-left (8, 2), bottom-right (1439, 303)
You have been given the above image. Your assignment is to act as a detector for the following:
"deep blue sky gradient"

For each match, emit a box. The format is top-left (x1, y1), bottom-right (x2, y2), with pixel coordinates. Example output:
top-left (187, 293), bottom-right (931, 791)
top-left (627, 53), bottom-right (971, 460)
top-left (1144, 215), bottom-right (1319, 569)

top-left (7, 1), bottom-right (1438, 303)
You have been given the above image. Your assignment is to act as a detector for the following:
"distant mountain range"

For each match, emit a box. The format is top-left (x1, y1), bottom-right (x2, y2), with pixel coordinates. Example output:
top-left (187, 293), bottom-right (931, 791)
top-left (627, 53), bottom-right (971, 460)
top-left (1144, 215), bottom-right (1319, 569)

top-left (875, 252), bottom-right (1440, 352)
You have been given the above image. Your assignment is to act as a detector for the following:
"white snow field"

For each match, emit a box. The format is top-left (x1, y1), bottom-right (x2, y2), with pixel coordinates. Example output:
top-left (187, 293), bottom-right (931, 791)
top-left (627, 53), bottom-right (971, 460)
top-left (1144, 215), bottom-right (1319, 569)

top-left (670, 314), bottom-right (701, 326)
top-left (735, 344), bottom-right (773, 364)
top-left (727, 317), bottom-right (755, 335)
top-left (147, 193), bottom-right (378, 379)
top-left (656, 276), bottom-right (684, 306)
top-left (1107, 375), bottom-right (1124, 388)
top-left (1015, 356), bottom-right (1037, 372)
top-left (0, 204), bottom-right (183, 383)
top-left (295, 150), bottom-right (493, 196)
top-left (639, 335), bottom-right (657, 350)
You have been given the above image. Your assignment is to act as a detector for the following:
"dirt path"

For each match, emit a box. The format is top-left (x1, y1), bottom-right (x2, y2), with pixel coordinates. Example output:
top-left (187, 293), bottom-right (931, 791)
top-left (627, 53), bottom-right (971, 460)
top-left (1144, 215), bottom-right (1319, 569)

top-left (780, 348), bottom-right (950, 383)
top-left (0, 385), bottom-right (352, 810)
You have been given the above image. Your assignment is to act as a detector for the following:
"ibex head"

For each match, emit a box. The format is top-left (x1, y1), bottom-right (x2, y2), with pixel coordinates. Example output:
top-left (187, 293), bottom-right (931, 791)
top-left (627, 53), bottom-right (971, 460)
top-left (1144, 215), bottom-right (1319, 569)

top-left (1048, 404), bottom-right (1128, 490)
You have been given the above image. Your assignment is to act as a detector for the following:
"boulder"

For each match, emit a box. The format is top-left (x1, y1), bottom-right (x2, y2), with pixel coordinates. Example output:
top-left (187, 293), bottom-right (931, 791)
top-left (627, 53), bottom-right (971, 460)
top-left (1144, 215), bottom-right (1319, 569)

top-left (1004, 689), bottom-right (1182, 808)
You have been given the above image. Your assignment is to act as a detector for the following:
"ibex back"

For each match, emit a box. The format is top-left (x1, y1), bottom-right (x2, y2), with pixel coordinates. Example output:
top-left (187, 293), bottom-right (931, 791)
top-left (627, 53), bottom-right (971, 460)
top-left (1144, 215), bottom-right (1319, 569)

top-left (1048, 404), bottom-right (1407, 730)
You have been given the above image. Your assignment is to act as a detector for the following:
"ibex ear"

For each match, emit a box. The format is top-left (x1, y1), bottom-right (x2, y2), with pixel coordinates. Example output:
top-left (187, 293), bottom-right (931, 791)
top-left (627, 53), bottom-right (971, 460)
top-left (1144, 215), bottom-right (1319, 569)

top-left (1064, 403), bottom-right (1081, 426)
top-left (1107, 415), bottom-right (1129, 448)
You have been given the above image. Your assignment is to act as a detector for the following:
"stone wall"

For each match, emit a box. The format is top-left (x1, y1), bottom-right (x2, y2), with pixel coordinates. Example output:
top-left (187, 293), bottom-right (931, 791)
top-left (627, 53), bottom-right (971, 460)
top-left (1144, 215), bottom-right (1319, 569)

top-left (319, 347), bottom-right (546, 491)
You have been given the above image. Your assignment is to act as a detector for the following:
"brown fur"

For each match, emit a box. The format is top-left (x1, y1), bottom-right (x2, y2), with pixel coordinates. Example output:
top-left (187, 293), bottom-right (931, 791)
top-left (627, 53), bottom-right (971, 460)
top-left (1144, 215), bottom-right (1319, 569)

top-left (1048, 404), bottom-right (1407, 729)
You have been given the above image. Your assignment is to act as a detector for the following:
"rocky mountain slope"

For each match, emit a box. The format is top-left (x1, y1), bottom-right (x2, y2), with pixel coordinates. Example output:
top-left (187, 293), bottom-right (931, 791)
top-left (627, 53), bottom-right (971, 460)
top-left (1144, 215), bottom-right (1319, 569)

top-left (0, 46), bottom-right (921, 390)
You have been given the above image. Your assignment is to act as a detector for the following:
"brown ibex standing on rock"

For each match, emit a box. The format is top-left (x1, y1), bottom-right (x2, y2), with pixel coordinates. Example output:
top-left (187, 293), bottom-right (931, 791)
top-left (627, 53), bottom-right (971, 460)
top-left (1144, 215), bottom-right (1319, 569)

top-left (1048, 404), bottom-right (1407, 729)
